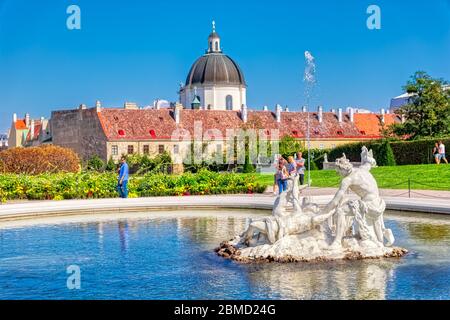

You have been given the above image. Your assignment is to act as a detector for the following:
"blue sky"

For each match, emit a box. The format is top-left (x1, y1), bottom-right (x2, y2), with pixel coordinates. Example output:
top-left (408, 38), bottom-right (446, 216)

top-left (0, 0), bottom-right (449, 133)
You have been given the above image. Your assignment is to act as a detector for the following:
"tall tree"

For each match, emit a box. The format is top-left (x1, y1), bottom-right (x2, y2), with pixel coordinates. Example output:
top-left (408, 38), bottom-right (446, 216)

top-left (391, 71), bottom-right (450, 139)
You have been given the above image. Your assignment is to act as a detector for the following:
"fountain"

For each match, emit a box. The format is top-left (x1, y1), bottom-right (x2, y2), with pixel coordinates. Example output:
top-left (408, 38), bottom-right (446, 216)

top-left (216, 146), bottom-right (408, 262)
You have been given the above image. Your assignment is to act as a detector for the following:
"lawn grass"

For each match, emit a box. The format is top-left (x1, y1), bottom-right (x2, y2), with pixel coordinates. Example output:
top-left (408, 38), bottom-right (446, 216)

top-left (252, 164), bottom-right (450, 191)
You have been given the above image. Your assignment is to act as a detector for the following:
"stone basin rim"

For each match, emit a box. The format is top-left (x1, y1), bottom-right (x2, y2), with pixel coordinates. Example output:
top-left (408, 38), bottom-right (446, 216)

top-left (1, 194), bottom-right (450, 223)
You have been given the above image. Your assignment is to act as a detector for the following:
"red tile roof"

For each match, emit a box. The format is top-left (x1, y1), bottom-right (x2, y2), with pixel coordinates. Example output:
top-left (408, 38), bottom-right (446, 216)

top-left (14, 119), bottom-right (27, 130)
top-left (353, 113), bottom-right (400, 136)
top-left (96, 108), bottom-right (394, 141)
top-left (25, 121), bottom-right (42, 142)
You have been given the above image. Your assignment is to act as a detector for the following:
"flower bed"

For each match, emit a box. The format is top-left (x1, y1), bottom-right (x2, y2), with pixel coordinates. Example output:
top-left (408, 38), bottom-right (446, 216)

top-left (0, 170), bottom-right (265, 202)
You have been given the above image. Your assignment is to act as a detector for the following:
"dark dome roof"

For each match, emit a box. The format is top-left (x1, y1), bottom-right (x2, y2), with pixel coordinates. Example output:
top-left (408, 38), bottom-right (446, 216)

top-left (185, 53), bottom-right (246, 87)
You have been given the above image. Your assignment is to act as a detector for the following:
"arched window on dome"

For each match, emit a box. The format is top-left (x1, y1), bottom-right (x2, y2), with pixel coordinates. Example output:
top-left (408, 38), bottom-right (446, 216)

top-left (209, 41), bottom-right (213, 52)
top-left (226, 95), bottom-right (233, 110)
top-left (215, 41), bottom-right (219, 51)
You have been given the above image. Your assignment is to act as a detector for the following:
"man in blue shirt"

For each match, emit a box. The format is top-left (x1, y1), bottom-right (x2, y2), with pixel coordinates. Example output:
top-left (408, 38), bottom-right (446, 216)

top-left (117, 156), bottom-right (129, 198)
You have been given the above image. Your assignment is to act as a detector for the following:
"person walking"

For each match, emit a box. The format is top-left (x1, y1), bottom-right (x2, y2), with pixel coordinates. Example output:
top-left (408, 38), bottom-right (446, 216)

top-left (438, 141), bottom-right (448, 164)
top-left (275, 161), bottom-right (289, 194)
top-left (295, 151), bottom-right (305, 185)
top-left (433, 142), bottom-right (440, 164)
top-left (117, 156), bottom-right (129, 198)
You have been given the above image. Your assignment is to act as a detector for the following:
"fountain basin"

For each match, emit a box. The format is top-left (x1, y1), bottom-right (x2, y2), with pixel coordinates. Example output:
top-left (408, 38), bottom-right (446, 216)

top-left (0, 208), bottom-right (449, 300)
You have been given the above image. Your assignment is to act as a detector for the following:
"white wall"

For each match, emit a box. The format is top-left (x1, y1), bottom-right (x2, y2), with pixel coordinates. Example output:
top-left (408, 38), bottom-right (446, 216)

top-left (180, 85), bottom-right (246, 110)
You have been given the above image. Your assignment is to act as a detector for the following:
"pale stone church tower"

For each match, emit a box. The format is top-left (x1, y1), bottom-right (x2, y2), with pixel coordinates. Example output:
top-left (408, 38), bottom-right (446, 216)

top-left (179, 22), bottom-right (247, 110)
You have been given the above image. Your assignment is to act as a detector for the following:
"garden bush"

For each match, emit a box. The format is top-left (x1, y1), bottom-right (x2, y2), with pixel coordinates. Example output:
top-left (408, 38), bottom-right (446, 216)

top-left (86, 155), bottom-right (105, 172)
top-left (126, 152), bottom-right (172, 174)
top-left (327, 140), bottom-right (397, 166)
top-left (390, 138), bottom-right (450, 165)
top-left (0, 170), bottom-right (265, 203)
top-left (326, 138), bottom-right (450, 166)
top-left (0, 145), bottom-right (80, 174)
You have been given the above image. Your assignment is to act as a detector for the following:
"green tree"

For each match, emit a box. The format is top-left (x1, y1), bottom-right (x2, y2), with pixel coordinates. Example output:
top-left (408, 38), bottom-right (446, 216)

top-left (376, 140), bottom-right (396, 166)
top-left (105, 157), bottom-right (117, 172)
top-left (391, 71), bottom-right (450, 139)
top-left (86, 155), bottom-right (105, 172)
top-left (279, 135), bottom-right (302, 159)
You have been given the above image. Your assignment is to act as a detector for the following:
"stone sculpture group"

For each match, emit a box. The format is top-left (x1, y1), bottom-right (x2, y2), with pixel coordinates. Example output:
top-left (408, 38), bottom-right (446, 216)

top-left (216, 146), bottom-right (407, 262)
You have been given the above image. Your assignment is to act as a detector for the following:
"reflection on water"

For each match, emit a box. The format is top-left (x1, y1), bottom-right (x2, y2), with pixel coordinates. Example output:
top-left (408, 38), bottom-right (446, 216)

top-left (118, 221), bottom-right (129, 252)
top-left (0, 210), bottom-right (449, 300)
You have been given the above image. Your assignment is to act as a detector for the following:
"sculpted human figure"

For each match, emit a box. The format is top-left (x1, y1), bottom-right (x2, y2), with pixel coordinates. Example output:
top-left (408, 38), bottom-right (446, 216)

top-left (321, 150), bottom-right (394, 249)
top-left (242, 177), bottom-right (334, 245)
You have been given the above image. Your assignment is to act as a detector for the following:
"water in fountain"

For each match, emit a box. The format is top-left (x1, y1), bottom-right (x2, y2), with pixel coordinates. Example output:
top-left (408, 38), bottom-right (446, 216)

top-left (304, 51), bottom-right (316, 86)
top-left (303, 51), bottom-right (316, 185)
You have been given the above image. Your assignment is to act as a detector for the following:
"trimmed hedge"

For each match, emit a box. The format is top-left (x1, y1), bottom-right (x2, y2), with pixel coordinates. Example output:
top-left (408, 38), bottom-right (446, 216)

top-left (390, 138), bottom-right (450, 165)
top-left (326, 138), bottom-right (450, 166)
top-left (0, 145), bottom-right (80, 174)
top-left (0, 170), bottom-right (266, 203)
top-left (327, 140), bottom-right (396, 166)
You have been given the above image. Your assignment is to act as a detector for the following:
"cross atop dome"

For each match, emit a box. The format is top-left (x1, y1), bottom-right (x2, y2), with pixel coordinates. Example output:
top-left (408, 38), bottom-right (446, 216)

top-left (207, 21), bottom-right (221, 53)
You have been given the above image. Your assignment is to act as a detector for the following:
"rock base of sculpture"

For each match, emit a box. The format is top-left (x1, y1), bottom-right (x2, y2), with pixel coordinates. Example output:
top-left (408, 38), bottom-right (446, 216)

top-left (216, 234), bottom-right (408, 263)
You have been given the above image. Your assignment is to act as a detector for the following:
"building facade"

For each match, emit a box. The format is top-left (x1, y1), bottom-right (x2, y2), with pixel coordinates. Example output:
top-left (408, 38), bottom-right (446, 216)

top-left (0, 132), bottom-right (8, 151)
top-left (50, 103), bottom-right (400, 162)
top-left (8, 113), bottom-right (51, 148)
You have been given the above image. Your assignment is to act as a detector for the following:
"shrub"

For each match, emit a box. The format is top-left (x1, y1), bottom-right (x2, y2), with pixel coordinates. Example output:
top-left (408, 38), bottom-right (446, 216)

top-left (377, 141), bottom-right (396, 166)
top-left (327, 140), bottom-right (397, 166)
top-left (127, 152), bottom-right (172, 174)
top-left (390, 138), bottom-right (450, 165)
top-left (0, 145), bottom-right (80, 175)
top-left (105, 157), bottom-right (117, 172)
top-left (0, 170), bottom-right (266, 202)
top-left (86, 155), bottom-right (105, 172)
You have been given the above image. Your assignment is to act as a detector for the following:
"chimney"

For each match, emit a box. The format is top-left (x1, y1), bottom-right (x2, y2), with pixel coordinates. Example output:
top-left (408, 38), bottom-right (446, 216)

top-left (124, 102), bottom-right (138, 110)
top-left (285, 106), bottom-right (289, 112)
top-left (174, 103), bottom-right (182, 124)
top-left (95, 100), bottom-right (101, 108)
top-left (25, 113), bottom-right (30, 127)
top-left (330, 108), bottom-right (335, 114)
top-left (263, 105), bottom-right (268, 111)
top-left (349, 107), bottom-right (354, 122)
top-left (241, 104), bottom-right (248, 123)
top-left (302, 106), bottom-right (307, 112)
top-left (79, 104), bottom-right (87, 110)
top-left (13, 113), bottom-right (17, 123)
top-left (40, 117), bottom-right (45, 135)
top-left (275, 104), bottom-right (282, 123)
top-left (318, 106), bottom-right (323, 123)
top-left (30, 120), bottom-right (35, 140)
top-left (380, 108), bottom-right (385, 123)
top-left (338, 108), bottom-right (343, 123)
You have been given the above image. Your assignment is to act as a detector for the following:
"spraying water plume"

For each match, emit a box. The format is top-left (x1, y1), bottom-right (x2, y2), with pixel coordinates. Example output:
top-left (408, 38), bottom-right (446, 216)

top-left (303, 51), bottom-right (316, 186)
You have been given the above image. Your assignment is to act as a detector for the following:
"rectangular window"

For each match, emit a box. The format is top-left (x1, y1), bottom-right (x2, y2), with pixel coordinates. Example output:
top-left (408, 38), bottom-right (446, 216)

top-left (128, 145), bottom-right (134, 154)
top-left (216, 144), bottom-right (222, 155)
top-left (143, 145), bottom-right (150, 155)
top-left (319, 144), bottom-right (325, 150)
top-left (158, 145), bottom-right (165, 154)
top-left (112, 145), bottom-right (118, 156)
top-left (173, 144), bottom-right (179, 154)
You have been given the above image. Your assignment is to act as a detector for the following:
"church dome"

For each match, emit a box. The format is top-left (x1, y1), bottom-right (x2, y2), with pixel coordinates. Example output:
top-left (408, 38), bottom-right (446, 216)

top-left (185, 21), bottom-right (246, 87)
top-left (185, 53), bottom-right (246, 87)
